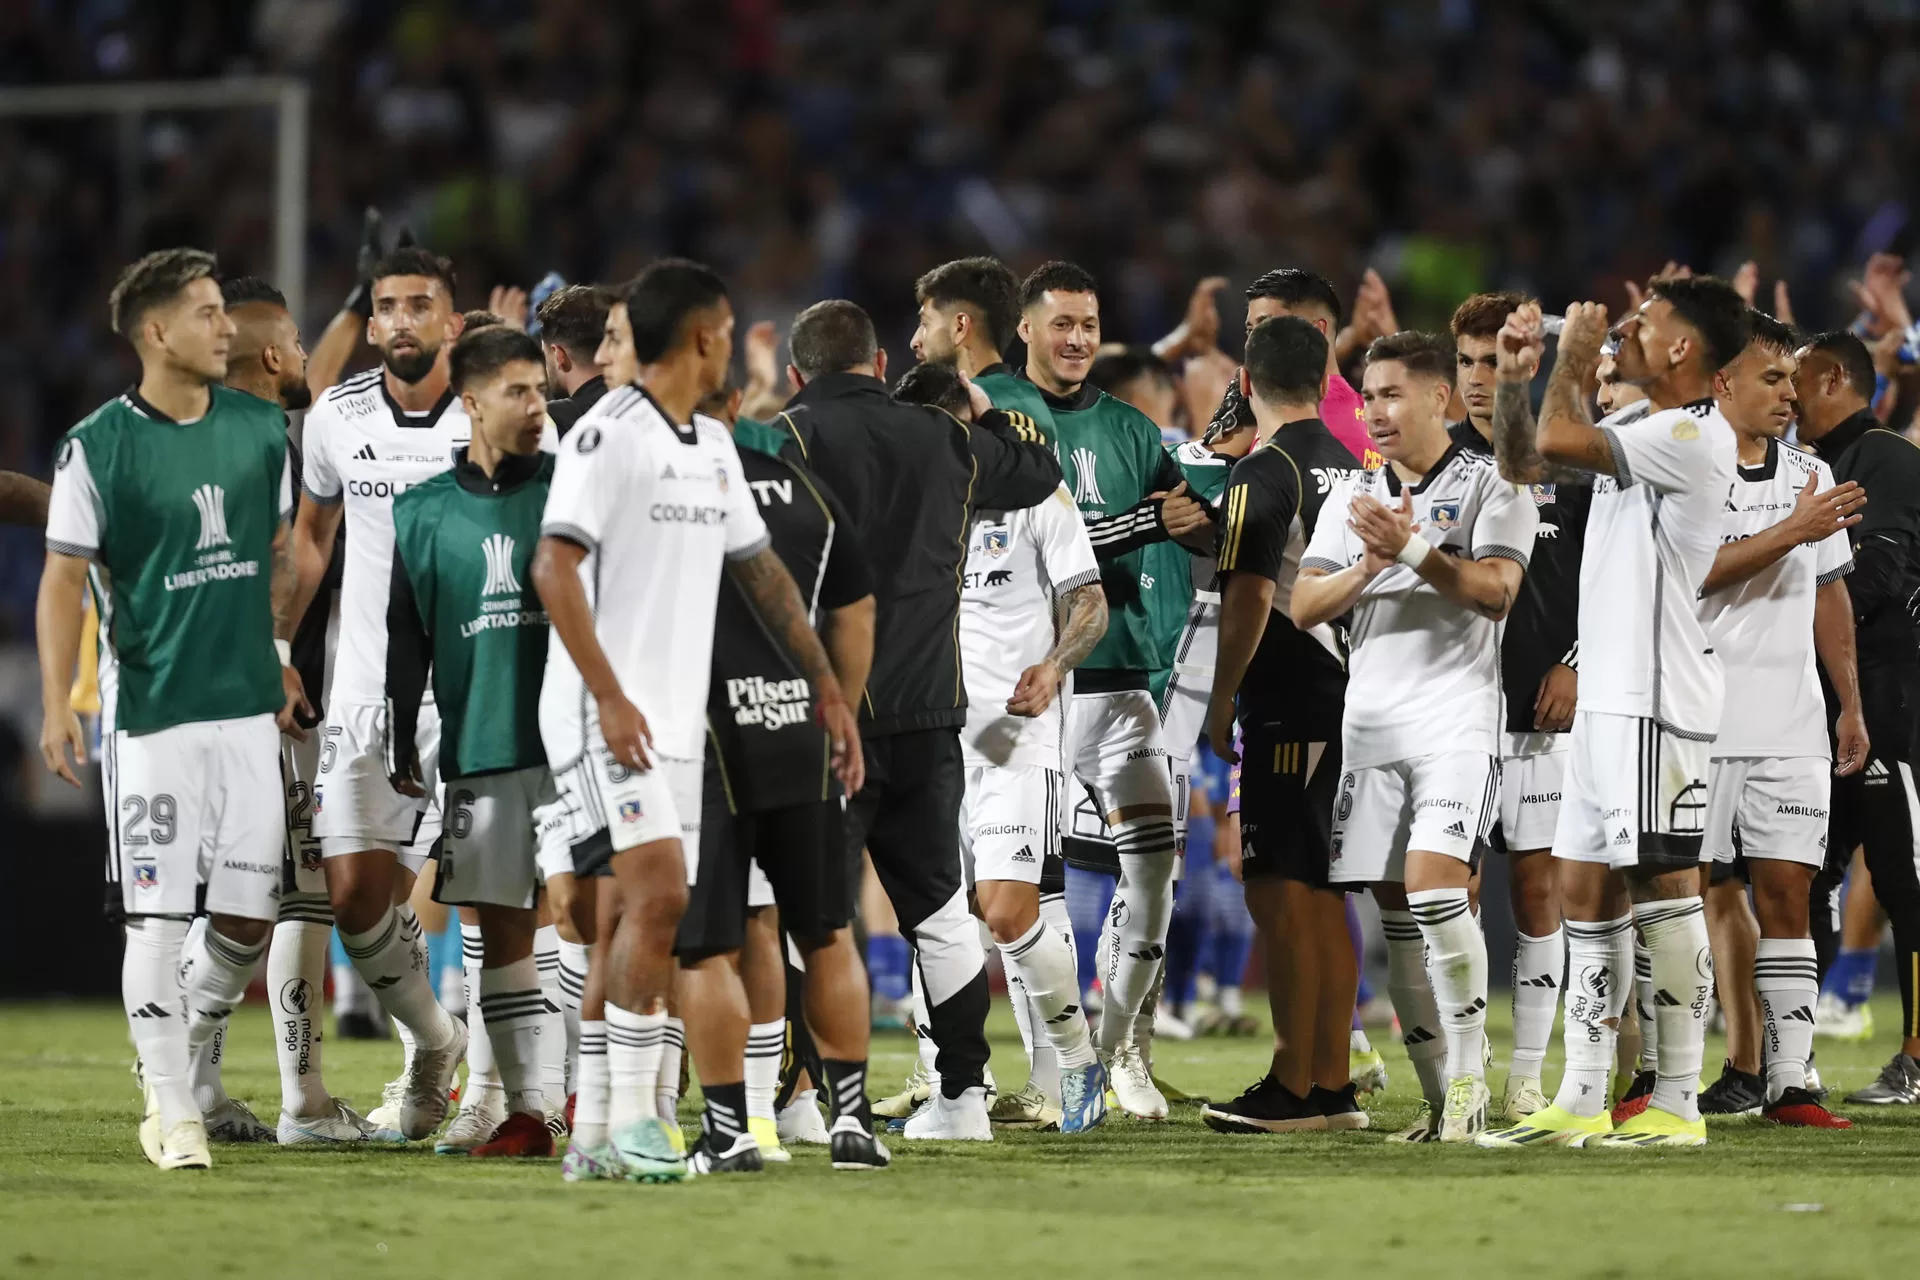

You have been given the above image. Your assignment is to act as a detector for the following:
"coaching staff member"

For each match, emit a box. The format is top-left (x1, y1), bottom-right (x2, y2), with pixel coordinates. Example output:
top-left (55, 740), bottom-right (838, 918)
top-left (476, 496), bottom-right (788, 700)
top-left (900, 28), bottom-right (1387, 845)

top-left (771, 299), bottom-right (1062, 1136)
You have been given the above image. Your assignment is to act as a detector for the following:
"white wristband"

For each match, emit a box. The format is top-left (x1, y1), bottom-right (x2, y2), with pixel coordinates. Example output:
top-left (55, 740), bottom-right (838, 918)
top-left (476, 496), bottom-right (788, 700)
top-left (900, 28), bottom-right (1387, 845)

top-left (1395, 537), bottom-right (1432, 570)
top-left (275, 638), bottom-right (292, 665)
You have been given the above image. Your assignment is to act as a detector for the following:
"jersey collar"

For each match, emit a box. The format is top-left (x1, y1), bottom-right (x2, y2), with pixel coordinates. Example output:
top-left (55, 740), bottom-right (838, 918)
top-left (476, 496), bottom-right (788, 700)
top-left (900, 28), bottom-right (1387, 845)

top-left (1382, 440), bottom-right (1464, 496)
top-left (1809, 407), bottom-right (1877, 460)
top-left (123, 384), bottom-right (210, 425)
top-left (1019, 368), bottom-right (1100, 413)
top-left (1736, 435), bottom-right (1779, 481)
top-left (634, 383), bottom-right (702, 445)
top-left (380, 380), bottom-right (456, 430)
top-left (452, 446), bottom-right (545, 494)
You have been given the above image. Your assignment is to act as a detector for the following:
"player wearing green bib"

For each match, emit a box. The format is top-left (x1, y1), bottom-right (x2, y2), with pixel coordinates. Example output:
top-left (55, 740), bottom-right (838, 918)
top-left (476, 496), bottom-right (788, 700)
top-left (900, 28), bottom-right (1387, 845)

top-left (387, 326), bottom-right (561, 1160)
top-left (39, 249), bottom-right (303, 1172)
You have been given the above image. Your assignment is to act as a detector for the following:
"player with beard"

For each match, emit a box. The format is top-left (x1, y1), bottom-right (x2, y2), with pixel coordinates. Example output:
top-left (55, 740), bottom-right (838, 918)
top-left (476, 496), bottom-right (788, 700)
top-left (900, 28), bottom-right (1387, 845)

top-left (1478, 278), bottom-right (1748, 1151)
top-left (537, 284), bottom-right (614, 438)
top-left (285, 246), bottom-right (476, 1142)
top-left (912, 256), bottom-right (1054, 435)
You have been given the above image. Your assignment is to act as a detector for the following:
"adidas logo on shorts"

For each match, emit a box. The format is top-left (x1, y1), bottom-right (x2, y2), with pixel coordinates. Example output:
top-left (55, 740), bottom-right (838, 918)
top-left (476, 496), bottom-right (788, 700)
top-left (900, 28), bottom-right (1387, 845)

top-left (1442, 820), bottom-right (1467, 840)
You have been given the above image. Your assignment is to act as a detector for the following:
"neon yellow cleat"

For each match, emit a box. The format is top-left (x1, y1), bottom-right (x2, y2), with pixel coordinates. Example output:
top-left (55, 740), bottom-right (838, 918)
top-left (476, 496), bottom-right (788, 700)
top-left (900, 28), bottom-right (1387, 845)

top-left (1473, 1102), bottom-right (1613, 1149)
top-left (1587, 1105), bottom-right (1707, 1150)
top-left (748, 1116), bottom-right (790, 1163)
top-left (1351, 1047), bottom-right (1390, 1095)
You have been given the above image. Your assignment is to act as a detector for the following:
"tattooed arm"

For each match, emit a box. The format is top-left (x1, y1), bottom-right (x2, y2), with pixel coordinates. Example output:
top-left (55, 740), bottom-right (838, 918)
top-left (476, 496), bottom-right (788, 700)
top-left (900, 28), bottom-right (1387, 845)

top-left (727, 545), bottom-right (865, 792)
top-left (1492, 302), bottom-right (1611, 484)
top-left (1007, 581), bottom-right (1108, 718)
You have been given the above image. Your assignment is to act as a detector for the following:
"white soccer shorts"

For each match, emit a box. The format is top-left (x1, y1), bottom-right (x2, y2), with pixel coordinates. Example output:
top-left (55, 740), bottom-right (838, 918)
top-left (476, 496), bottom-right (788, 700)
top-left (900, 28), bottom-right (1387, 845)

top-left (552, 742), bottom-right (702, 883)
top-left (1702, 755), bottom-right (1832, 868)
top-left (312, 699), bottom-right (442, 869)
top-left (281, 729), bottom-right (327, 896)
top-left (961, 763), bottom-right (1064, 888)
top-left (1328, 751), bottom-right (1497, 885)
top-left (434, 765), bottom-right (559, 909)
top-left (1065, 687), bottom-right (1175, 823)
top-left (1554, 711), bottom-right (1709, 871)
top-left (106, 713), bottom-right (283, 920)
top-left (1499, 732), bottom-right (1569, 853)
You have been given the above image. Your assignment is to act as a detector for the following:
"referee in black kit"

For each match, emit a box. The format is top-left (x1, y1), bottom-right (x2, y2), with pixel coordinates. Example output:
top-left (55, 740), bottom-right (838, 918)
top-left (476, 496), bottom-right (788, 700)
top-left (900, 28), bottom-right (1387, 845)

top-left (771, 299), bottom-right (1063, 1137)
top-left (1794, 330), bottom-right (1920, 1104)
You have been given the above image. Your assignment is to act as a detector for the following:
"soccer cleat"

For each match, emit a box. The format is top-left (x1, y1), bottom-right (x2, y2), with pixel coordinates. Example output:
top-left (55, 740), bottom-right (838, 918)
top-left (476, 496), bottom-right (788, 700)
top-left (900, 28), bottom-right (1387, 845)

top-left (1844, 1053), bottom-right (1920, 1105)
top-left (1813, 992), bottom-right (1873, 1042)
top-left (1060, 1062), bottom-right (1109, 1134)
top-left (1439, 1075), bottom-right (1490, 1143)
top-left (1698, 1061), bottom-right (1766, 1117)
top-left (544, 1109), bottom-right (570, 1142)
top-left (1473, 1102), bottom-right (1613, 1149)
top-left (1611, 1069), bottom-right (1655, 1124)
top-left (560, 1138), bottom-right (623, 1182)
top-left (336, 1010), bottom-right (390, 1040)
top-left (902, 1086), bottom-right (993, 1140)
top-left (989, 1082), bottom-right (1062, 1130)
top-left (278, 1098), bottom-right (379, 1145)
top-left (1201, 1075), bottom-right (1326, 1134)
top-left (471, 1111), bottom-right (556, 1158)
top-left (399, 1018), bottom-right (468, 1141)
top-left (611, 1116), bottom-right (689, 1182)
top-left (1350, 1046), bottom-right (1390, 1096)
top-left (748, 1115), bottom-right (791, 1163)
top-left (1762, 1087), bottom-right (1853, 1129)
top-left (1155, 1008), bottom-right (1195, 1041)
top-left (1588, 1105), bottom-right (1708, 1149)
top-left (1501, 1075), bottom-right (1549, 1122)
top-left (1307, 1083), bottom-right (1370, 1131)
top-left (136, 1070), bottom-right (165, 1166)
top-left (1105, 1042), bottom-right (1169, 1120)
top-left (687, 1130), bottom-right (764, 1176)
top-left (155, 1119), bottom-right (213, 1171)
top-left (436, 1086), bottom-right (506, 1154)
top-left (777, 1092), bottom-right (831, 1145)
top-left (203, 1098), bottom-right (277, 1144)
top-left (365, 1076), bottom-right (408, 1141)
top-left (1385, 1101), bottom-right (1439, 1143)
top-left (872, 1062), bottom-right (932, 1120)
top-left (829, 1115), bottom-right (892, 1170)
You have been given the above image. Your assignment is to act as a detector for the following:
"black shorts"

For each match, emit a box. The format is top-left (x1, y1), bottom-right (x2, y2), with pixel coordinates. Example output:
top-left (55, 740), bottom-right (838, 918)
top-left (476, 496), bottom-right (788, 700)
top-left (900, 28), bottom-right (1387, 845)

top-left (570, 827), bottom-right (614, 879)
top-left (1238, 727), bottom-right (1341, 889)
top-left (677, 763), bottom-right (850, 958)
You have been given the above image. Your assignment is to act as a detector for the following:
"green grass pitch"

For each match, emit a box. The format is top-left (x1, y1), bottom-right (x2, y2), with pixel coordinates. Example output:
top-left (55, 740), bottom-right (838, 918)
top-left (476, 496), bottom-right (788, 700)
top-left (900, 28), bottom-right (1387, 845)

top-left (2, 997), bottom-right (1917, 1278)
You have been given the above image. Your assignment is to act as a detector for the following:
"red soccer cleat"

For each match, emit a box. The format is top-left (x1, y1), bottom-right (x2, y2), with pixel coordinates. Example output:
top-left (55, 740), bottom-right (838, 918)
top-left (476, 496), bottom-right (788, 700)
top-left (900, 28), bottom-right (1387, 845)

top-left (470, 1111), bottom-right (556, 1158)
top-left (1763, 1088), bottom-right (1854, 1129)
top-left (1611, 1070), bottom-right (1654, 1125)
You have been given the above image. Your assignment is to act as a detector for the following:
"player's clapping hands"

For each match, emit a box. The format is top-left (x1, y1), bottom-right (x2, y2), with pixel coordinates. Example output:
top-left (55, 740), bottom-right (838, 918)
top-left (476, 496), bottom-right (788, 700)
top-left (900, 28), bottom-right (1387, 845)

top-left (1348, 492), bottom-right (1417, 574)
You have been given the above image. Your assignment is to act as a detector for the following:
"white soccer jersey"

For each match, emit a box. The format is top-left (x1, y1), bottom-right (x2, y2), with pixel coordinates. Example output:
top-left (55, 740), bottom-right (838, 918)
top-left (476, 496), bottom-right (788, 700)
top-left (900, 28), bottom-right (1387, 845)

top-left (1698, 437), bottom-right (1853, 758)
top-left (960, 484), bottom-right (1101, 771)
top-left (1578, 399), bottom-right (1736, 738)
top-left (1301, 443), bottom-right (1537, 770)
top-left (300, 369), bottom-right (472, 707)
top-left (539, 385), bottom-right (770, 761)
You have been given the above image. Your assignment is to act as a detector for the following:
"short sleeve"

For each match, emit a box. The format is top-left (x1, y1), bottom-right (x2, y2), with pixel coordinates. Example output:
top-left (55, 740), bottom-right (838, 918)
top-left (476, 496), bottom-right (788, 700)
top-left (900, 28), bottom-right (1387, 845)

top-left (1217, 455), bottom-right (1302, 583)
top-left (1033, 485), bottom-right (1100, 594)
top-left (718, 434), bottom-right (771, 560)
top-left (46, 437), bottom-right (104, 558)
top-left (540, 419), bottom-right (620, 552)
top-left (818, 481), bottom-right (873, 610)
top-left (278, 449), bottom-right (294, 521)
top-left (301, 399), bottom-right (342, 504)
top-left (1470, 469), bottom-right (1538, 567)
top-left (1300, 475), bottom-right (1357, 574)
top-left (1813, 460), bottom-right (1855, 584)
top-left (1599, 408), bottom-right (1716, 496)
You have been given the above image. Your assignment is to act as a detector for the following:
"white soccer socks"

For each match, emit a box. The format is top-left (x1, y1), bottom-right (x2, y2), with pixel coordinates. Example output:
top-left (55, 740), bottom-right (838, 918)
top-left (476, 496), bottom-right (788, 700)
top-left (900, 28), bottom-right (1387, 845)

top-left (556, 936), bottom-right (588, 1095)
top-left (478, 956), bottom-right (548, 1118)
top-left (124, 917), bottom-right (195, 1130)
top-left (574, 1021), bottom-right (610, 1149)
top-left (1097, 837), bottom-right (1177, 1054)
top-left (1509, 927), bottom-right (1564, 1082)
top-left (745, 1019), bottom-right (784, 1131)
top-left (1551, 915), bottom-right (1632, 1117)
top-left (268, 900), bottom-right (334, 1117)
top-left (1381, 909), bottom-right (1447, 1109)
top-left (1755, 937), bottom-right (1819, 1104)
top-left (180, 916), bottom-right (268, 1115)
top-left (533, 924), bottom-right (568, 1111)
top-left (1634, 898), bottom-right (1712, 1122)
top-left (657, 1016), bottom-right (686, 1121)
top-left (1407, 889), bottom-right (1489, 1083)
top-left (605, 1003), bottom-right (667, 1131)
top-left (460, 922), bottom-right (500, 1096)
top-left (1000, 916), bottom-right (1098, 1076)
top-left (338, 906), bottom-right (458, 1050)
top-left (1633, 934), bottom-right (1659, 1069)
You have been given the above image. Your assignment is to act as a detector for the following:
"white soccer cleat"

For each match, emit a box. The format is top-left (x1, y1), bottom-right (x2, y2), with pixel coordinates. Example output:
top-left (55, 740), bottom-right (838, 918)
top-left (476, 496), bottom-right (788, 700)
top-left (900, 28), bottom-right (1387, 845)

top-left (1814, 992), bottom-right (1873, 1042)
top-left (204, 1098), bottom-right (277, 1144)
top-left (399, 1018), bottom-right (468, 1141)
top-left (902, 1085), bottom-right (993, 1141)
top-left (988, 1081), bottom-right (1063, 1130)
top-left (1105, 1042), bottom-right (1169, 1121)
top-left (278, 1098), bottom-right (379, 1145)
top-left (1386, 1100), bottom-right (1439, 1143)
top-left (1439, 1075), bottom-right (1491, 1143)
top-left (1154, 1008), bottom-right (1195, 1041)
top-left (156, 1119), bottom-right (213, 1171)
top-left (365, 1076), bottom-right (407, 1140)
top-left (136, 1068), bottom-right (165, 1166)
top-left (872, 1062), bottom-right (933, 1120)
top-left (776, 1091), bottom-right (832, 1145)
top-left (1500, 1075), bottom-right (1549, 1122)
top-left (435, 1085), bottom-right (506, 1155)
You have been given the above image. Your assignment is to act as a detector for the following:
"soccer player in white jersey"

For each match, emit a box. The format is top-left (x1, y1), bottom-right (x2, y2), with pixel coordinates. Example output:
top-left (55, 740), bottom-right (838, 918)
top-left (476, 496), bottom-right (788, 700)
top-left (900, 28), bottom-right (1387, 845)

top-left (898, 361), bottom-right (1112, 1133)
top-left (1694, 312), bottom-right (1865, 1128)
top-left (532, 259), bottom-right (862, 1182)
top-left (285, 246), bottom-right (474, 1141)
top-left (1478, 277), bottom-right (1750, 1150)
top-left (39, 249), bottom-right (304, 1170)
top-left (1292, 331), bottom-right (1536, 1143)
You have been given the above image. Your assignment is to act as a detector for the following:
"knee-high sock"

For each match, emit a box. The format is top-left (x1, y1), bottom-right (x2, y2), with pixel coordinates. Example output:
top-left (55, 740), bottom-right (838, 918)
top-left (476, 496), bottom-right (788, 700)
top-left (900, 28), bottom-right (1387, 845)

top-left (1098, 834), bottom-right (1177, 1052)
top-left (1381, 908), bottom-right (1446, 1109)
top-left (574, 1020), bottom-right (609, 1149)
top-left (270, 896), bottom-right (334, 1116)
top-left (1026, 892), bottom-right (1076, 1099)
top-left (655, 1016), bottom-right (685, 1121)
top-left (1510, 928), bottom-right (1564, 1080)
top-left (1553, 915), bottom-right (1633, 1117)
top-left (125, 917), bottom-right (195, 1129)
top-left (1001, 916), bottom-right (1097, 1082)
top-left (182, 917), bottom-right (268, 1114)
top-left (1756, 937), bottom-right (1819, 1103)
top-left (908, 888), bottom-right (991, 1096)
top-left (533, 925), bottom-right (567, 1111)
top-left (480, 956), bottom-right (547, 1117)
top-left (338, 907), bottom-right (456, 1046)
top-left (556, 937), bottom-right (588, 1094)
top-left (1065, 868), bottom-right (1115, 997)
top-left (1633, 935), bottom-right (1659, 1070)
top-left (746, 1019), bottom-right (784, 1126)
top-left (460, 923), bottom-right (498, 1094)
top-left (605, 1002), bottom-right (665, 1132)
top-left (1636, 898), bottom-right (1712, 1122)
top-left (1407, 889), bottom-right (1488, 1083)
